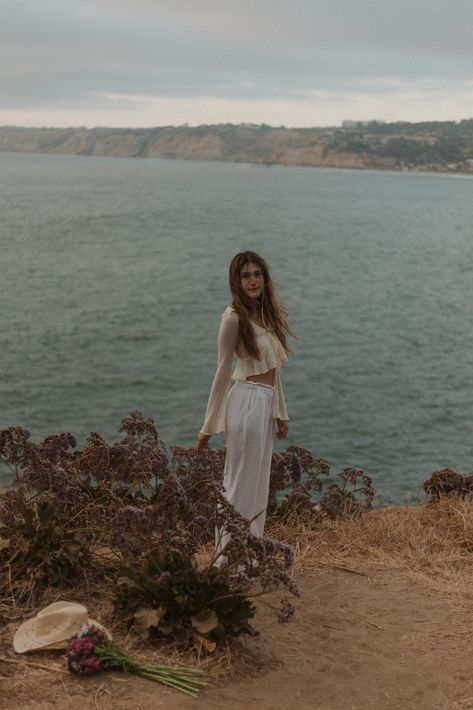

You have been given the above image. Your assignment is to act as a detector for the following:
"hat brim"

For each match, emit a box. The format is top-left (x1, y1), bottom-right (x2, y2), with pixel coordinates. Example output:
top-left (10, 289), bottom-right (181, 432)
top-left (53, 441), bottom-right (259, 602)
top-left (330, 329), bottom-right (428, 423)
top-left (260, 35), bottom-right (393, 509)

top-left (14, 617), bottom-right (110, 654)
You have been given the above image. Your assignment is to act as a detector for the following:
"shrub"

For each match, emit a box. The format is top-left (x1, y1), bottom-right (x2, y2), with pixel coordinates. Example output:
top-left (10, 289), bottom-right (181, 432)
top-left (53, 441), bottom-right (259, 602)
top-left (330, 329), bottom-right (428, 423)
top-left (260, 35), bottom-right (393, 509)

top-left (0, 412), bottom-right (375, 636)
top-left (114, 548), bottom-right (256, 643)
top-left (0, 488), bottom-right (91, 599)
top-left (319, 467), bottom-right (375, 519)
top-left (424, 467), bottom-right (473, 501)
top-left (0, 413), bottom-right (298, 634)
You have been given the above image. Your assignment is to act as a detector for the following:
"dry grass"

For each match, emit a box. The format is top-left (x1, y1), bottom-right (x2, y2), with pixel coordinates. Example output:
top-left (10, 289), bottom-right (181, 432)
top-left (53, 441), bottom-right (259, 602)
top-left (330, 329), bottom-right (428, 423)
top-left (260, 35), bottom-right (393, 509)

top-left (5, 498), bottom-right (473, 686)
top-left (268, 497), bottom-right (473, 593)
top-left (0, 574), bottom-right (273, 686)
top-left (5, 500), bottom-right (473, 710)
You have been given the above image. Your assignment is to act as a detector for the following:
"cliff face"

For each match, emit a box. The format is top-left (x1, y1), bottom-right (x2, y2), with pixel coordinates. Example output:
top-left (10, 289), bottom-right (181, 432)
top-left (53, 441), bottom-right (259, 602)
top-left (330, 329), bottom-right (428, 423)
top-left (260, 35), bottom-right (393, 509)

top-left (147, 133), bottom-right (224, 161)
top-left (0, 122), bottom-right (472, 173)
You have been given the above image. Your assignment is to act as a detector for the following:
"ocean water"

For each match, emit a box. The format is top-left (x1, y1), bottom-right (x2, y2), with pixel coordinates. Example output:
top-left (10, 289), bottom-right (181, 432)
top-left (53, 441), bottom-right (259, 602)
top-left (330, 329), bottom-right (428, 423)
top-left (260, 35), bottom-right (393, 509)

top-left (1, 151), bottom-right (473, 502)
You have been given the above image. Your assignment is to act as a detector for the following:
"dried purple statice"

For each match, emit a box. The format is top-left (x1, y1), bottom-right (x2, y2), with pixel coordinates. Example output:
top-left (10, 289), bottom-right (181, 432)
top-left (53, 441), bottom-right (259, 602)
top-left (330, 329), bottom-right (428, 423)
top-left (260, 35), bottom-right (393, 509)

top-left (278, 597), bottom-right (296, 623)
top-left (424, 467), bottom-right (473, 501)
top-left (267, 447), bottom-right (330, 519)
top-left (110, 505), bottom-right (154, 556)
top-left (0, 426), bottom-right (33, 471)
top-left (119, 410), bottom-right (159, 444)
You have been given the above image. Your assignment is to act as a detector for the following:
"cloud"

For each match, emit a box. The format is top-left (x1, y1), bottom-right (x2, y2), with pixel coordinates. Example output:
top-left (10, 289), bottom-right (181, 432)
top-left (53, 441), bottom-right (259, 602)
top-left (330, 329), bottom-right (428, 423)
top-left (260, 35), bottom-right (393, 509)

top-left (1, 0), bottom-right (473, 126)
top-left (2, 81), bottom-right (473, 129)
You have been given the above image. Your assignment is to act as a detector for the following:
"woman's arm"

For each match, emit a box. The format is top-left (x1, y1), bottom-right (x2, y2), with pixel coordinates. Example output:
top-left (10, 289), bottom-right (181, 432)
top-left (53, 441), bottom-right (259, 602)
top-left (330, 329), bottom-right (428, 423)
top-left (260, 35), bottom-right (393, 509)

top-left (274, 369), bottom-right (289, 440)
top-left (197, 311), bottom-right (239, 448)
top-left (197, 431), bottom-right (211, 450)
top-left (276, 419), bottom-right (289, 440)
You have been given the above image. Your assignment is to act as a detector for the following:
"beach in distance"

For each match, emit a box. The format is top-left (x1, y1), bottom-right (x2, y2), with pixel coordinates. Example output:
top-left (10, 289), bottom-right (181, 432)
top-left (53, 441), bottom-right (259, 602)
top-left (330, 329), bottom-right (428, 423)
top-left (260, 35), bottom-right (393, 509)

top-left (1, 150), bottom-right (473, 502)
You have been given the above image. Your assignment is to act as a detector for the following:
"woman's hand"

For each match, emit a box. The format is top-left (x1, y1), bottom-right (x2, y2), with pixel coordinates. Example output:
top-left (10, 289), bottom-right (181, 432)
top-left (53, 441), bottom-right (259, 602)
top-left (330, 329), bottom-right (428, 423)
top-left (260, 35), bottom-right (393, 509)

top-left (197, 432), bottom-right (211, 451)
top-left (276, 419), bottom-right (289, 440)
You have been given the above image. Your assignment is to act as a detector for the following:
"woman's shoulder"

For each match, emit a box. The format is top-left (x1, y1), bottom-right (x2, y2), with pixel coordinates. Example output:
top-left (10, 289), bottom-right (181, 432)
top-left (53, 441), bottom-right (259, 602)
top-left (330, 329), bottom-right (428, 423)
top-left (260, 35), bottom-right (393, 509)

top-left (218, 306), bottom-right (239, 343)
top-left (221, 305), bottom-right (238, 322)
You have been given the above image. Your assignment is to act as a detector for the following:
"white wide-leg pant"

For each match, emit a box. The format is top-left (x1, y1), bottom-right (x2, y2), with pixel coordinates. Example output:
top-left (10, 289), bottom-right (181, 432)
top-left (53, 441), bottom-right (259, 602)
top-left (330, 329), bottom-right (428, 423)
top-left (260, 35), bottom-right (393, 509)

top-left (217, 381), bottom-right (275, 557)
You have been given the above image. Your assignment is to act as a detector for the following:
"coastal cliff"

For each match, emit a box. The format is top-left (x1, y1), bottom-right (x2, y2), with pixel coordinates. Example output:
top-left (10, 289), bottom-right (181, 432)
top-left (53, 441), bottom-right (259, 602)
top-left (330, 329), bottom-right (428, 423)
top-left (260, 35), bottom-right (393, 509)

top-left (1, 120), bottom-right (473, 173)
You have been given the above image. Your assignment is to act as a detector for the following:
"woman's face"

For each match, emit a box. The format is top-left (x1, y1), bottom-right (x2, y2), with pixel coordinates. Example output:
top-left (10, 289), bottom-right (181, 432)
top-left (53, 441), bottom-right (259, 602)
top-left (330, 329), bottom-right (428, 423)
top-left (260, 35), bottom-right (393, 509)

top-left (240, 261), bottom-right (264, 301)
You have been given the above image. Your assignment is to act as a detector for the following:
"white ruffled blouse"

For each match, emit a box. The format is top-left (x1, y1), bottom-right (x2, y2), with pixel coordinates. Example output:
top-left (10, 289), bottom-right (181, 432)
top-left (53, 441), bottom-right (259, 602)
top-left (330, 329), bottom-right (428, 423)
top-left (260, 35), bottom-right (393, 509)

top-left (200, 306), bottom-right (289, 436)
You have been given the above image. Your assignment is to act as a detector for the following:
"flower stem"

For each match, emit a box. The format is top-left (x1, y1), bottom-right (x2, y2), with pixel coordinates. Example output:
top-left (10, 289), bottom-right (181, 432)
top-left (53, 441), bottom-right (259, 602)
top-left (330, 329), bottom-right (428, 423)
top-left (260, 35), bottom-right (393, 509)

top-left (96, 644), bottom-right (206, 697)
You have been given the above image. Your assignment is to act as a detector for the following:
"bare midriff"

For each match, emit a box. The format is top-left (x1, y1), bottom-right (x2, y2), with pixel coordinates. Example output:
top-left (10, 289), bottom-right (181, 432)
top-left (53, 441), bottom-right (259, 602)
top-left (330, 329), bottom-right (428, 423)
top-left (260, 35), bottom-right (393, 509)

top-left (246, 368), bottom-right (275, 386)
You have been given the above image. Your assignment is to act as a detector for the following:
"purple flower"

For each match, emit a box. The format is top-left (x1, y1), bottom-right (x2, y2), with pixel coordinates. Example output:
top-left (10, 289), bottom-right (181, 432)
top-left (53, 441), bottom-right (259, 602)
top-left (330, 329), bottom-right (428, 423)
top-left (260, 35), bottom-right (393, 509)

top-left (80, 656), bottom-right (104, 674)
top-left (66, 624), bottom-right (105, 676)
top-left (290, 455), bottom-right (301, 483)
top-left (158, 570), bottom-right (172, 583)
top-left (95, 629), bottom-right (106, 642)
top-left (68, 637), bottom-right (84, 655)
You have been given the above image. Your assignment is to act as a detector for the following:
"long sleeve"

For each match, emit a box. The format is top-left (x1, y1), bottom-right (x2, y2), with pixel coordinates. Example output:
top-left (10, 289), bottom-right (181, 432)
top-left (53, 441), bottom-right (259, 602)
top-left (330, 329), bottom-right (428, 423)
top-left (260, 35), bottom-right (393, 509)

top-left (200, 310), bottom-right (239, 435)
top-left (275, 369), bottom-right (289, 421)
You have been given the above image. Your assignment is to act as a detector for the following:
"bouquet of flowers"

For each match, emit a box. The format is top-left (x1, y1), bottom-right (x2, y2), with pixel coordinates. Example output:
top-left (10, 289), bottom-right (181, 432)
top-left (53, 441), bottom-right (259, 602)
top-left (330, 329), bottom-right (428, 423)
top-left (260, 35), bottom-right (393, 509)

top-left (66, 624), bottom-right (206, 697)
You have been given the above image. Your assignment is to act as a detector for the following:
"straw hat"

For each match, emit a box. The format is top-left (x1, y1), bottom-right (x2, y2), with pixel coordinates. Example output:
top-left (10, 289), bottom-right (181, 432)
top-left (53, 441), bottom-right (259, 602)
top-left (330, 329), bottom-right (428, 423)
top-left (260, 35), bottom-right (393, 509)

top-left (13, 601), bottom-right (110, 654)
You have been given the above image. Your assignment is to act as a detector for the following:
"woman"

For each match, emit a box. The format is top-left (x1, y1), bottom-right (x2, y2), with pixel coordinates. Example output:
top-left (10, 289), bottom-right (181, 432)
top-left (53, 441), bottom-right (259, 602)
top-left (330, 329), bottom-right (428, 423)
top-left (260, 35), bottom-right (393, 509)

top-left (197, 251), bottom-right (293, 545)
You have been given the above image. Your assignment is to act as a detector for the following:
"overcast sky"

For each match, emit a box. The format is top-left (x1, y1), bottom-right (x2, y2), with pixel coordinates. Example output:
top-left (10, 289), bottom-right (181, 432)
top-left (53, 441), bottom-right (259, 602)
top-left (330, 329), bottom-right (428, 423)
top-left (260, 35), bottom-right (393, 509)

top-left (1, 0), bottom-right (472, 128)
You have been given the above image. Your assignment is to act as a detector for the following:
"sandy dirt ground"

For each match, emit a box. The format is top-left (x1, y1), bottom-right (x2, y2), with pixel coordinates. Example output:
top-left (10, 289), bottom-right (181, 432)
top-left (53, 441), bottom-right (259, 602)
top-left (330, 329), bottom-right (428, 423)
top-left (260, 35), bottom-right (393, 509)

top-left (2, 563), bottom-right (473, 710)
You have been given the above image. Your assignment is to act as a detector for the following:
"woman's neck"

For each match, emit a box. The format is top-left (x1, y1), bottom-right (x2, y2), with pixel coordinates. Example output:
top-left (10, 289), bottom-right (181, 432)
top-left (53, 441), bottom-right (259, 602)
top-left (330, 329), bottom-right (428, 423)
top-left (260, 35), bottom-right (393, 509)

top-left (250, 306), bottom-right (267, 329)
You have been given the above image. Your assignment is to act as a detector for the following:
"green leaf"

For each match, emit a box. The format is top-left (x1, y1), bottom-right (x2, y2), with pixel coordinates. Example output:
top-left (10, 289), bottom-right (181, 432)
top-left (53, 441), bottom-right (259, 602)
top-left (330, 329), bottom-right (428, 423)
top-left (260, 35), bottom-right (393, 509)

top-left (157, 623), bottom-right (174, 636)
top-left (38, 500), bottom-right (56, 527)
top-left (191, 610), bottom-right (219, 635)
top-left (16, 489), bottom-right (34, 526)
top-left (15, 487), bottom-right (27, 513)
top-left (133, 607), bottom-right (165, 639)
top-left (116, 576), bottom-right (138, 589)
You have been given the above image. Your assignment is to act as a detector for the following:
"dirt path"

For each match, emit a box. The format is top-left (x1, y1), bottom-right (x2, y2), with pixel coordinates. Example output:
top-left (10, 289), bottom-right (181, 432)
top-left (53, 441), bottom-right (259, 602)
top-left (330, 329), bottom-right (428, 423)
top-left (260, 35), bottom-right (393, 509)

top-left (3, 565), bottom-right (473, 710)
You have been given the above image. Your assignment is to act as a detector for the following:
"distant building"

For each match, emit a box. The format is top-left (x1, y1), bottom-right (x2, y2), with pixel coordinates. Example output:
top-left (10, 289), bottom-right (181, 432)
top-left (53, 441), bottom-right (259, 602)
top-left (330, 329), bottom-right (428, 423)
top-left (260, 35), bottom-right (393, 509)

top-left (342, 119), bottom-right (386, 129)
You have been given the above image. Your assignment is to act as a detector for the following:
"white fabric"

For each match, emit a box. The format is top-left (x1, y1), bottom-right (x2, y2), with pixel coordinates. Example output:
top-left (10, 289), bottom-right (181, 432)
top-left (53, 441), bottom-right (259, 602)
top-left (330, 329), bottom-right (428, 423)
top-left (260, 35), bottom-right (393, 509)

top-left (215, 380), bottom-right (275, 561)
top-left (201, 306), bottom-right (288, 435)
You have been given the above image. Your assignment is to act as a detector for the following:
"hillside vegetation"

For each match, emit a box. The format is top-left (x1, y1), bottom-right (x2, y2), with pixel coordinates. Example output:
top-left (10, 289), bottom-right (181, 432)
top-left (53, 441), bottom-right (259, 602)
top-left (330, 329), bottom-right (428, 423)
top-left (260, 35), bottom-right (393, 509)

top-left (1, 120), bottom-right (473, 173)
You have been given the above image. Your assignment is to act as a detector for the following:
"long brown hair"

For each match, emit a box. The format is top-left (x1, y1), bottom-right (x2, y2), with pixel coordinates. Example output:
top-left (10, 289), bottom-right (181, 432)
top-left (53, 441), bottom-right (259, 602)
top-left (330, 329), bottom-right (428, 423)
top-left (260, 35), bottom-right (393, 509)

top-left (228, 251), bottom-right (294, 360)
